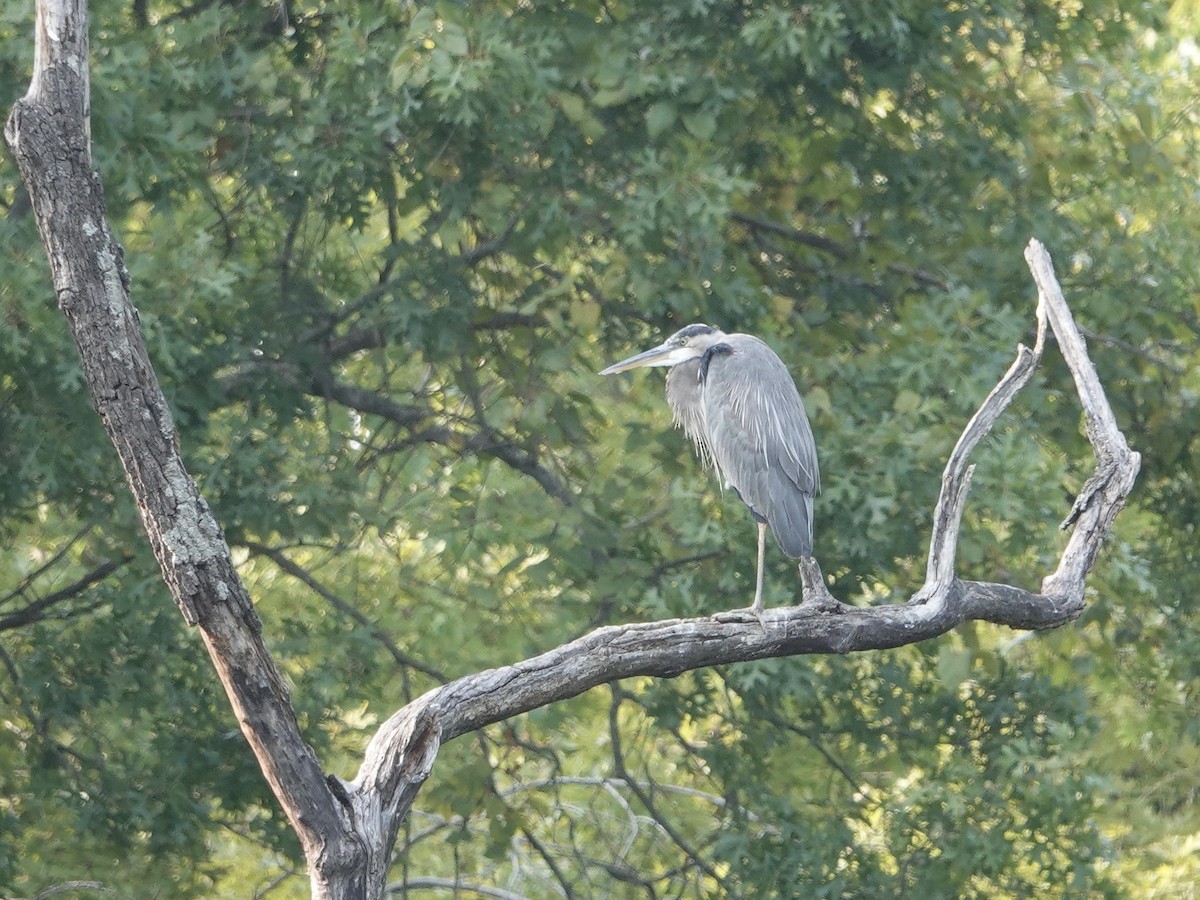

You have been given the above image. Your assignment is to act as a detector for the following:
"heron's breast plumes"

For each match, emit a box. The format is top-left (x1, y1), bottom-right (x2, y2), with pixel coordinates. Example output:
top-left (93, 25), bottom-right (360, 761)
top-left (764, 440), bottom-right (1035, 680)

top-left (665, 359), bottom-right (717, 472)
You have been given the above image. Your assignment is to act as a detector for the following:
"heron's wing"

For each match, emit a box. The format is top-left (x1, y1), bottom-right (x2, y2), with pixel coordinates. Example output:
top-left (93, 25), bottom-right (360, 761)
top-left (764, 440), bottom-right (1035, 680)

top-left (702, 336), bottom-right (819, 557)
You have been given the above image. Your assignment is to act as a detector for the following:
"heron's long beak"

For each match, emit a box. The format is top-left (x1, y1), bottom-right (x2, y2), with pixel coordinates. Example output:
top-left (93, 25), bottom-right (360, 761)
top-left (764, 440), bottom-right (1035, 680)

top-left (599, 343), bottom-right (677, 375)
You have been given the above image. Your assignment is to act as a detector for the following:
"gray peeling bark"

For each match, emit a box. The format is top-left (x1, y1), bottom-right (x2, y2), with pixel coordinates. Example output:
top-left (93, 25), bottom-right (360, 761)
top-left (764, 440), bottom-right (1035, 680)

top-left (7, 0), bottom-right (1140, 897)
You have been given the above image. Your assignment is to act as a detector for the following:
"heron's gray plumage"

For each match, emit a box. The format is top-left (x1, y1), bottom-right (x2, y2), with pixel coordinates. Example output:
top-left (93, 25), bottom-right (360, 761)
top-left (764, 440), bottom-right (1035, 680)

top-left (601, 323), bottom-right (820, 614)
top-left (664, 332), bottom-right (819, 558)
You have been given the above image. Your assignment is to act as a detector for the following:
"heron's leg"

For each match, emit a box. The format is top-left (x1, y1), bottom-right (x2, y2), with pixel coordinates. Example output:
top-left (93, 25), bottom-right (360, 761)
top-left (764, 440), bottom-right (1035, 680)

top-left (751, 521), bottom-right (767, 614)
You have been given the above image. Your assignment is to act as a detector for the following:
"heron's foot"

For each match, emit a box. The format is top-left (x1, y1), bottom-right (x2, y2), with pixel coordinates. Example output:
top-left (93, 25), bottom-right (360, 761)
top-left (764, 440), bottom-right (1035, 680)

top-left (710, 602), bottom-right (768, 628)
top-left (712, 607), bottom-right (757, 623)
top-left (798, 557), bottom-right (840, 611)
top-left (796, 592), bottom-right (841, 614)
top-left (711, 605), bottom-right (768, 627)
top-left (712, 576), bottom-right (769, 626)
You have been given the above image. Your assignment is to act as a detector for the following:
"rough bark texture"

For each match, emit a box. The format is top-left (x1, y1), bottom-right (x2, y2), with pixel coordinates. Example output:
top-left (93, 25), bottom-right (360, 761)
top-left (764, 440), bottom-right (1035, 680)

top-left (5, 2), bottom-right (365, 896)
top-left (7, 1), bottom-right (1140, 897)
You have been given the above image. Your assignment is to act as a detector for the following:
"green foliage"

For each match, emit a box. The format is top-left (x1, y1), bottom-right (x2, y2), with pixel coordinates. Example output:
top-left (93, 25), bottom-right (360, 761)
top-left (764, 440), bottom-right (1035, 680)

top-left (2, 0), bottom-right (1198, 896)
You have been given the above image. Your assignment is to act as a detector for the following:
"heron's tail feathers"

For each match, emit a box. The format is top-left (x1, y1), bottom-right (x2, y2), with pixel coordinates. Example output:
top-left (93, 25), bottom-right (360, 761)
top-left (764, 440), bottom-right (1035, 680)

top-left (768, 492), bottom-right (813, 559)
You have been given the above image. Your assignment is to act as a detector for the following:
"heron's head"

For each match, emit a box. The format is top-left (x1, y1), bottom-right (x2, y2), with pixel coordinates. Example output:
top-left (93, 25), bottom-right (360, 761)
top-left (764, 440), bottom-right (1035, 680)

top-left (599, 324), bottom-right (728, 375)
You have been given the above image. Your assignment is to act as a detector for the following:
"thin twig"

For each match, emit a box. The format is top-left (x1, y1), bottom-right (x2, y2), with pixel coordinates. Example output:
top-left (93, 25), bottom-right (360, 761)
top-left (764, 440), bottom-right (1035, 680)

top-left (0, 556), bottom-right (130, 631)
top-left (242, 540), bottom-right (447, 684)
top-left (607, 685), bottom-right (726, 887)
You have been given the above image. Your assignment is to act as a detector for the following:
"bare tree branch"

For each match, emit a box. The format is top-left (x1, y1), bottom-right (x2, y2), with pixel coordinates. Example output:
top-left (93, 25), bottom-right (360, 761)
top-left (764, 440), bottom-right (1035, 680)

top-left (911, 285), bottom-right (1048, 617)
top-left (35, 882), bottom-right (112, 900)
top-left (1024, 240), bottom-right (1141, 577)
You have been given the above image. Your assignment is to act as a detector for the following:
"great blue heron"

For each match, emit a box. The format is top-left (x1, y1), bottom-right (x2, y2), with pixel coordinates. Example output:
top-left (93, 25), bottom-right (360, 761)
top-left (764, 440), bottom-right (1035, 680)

top-left (601, 324), bottom-right (819, 615)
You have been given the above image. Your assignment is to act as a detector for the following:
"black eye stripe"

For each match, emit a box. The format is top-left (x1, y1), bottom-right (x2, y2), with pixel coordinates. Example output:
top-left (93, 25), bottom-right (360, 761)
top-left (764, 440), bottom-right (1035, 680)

top-left (674, 323), bottom-right (717, 342)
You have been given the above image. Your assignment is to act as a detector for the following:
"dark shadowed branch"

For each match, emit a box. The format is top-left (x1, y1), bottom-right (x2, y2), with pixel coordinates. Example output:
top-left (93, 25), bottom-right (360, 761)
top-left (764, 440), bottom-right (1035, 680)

top-left (731, 210), bottom-right (849, 258)
top-left (0, 527), bottom-right (133, 631)
top-left (240, 540), bottom-right (449, 684)
top-left (0, 555), bottom-right (130, 631)
top-left (607, 683), bottom-right (725, 887)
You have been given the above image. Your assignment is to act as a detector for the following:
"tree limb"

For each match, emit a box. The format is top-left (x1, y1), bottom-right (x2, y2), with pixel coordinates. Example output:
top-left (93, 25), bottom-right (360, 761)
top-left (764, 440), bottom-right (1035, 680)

top-left (0, 525), bottom-right (91, 607)
top-left (1024, 239), bottom-right (1141, 591)
top-left (730, 211), bottom-right (848, 258)
top-left (35, 882), bottom-right (112, 900)
top-left (216, 362), bottom-right (578, 506)
top-left (607, 684), bottom-right (725, 887)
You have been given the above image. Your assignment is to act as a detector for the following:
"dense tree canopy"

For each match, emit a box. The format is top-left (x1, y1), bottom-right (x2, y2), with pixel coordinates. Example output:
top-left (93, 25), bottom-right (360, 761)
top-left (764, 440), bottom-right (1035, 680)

top-left (1, 0), bottom-right (1197, 896)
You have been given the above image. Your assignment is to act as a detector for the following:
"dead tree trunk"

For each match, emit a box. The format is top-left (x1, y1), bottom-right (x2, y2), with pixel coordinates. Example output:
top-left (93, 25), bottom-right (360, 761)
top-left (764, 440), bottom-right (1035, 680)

top-left (5, 0), bottom-right (1139, 896)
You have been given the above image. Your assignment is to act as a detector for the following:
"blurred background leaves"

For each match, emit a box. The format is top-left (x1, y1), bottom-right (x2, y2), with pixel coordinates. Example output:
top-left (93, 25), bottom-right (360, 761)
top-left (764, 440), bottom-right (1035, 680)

top-left (2, 0), bottom-right (1198, 895)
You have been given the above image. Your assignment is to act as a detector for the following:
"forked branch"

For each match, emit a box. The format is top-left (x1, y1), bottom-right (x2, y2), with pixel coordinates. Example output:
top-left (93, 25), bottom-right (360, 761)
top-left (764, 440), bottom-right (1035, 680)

top-left (351, 242), bottom-right (1141, 881)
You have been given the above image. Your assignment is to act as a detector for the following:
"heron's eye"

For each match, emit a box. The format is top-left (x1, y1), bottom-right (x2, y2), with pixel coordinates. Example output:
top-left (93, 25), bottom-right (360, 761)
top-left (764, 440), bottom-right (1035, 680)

top-left (678, 338), bottom-right (688, 347)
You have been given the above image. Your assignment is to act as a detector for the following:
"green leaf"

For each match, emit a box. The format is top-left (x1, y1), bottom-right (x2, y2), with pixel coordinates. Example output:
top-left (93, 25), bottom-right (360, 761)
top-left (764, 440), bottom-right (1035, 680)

top-left (439, 23), bottom-right (470, 56)
top-left (893, 389), bottom-right (921, 415)
top-left (682, 110), bottom-right (717, 141)
top-left (646, 101), bottom-right (676, 139)
top-left (936, 645), bottom-right (972, 690)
